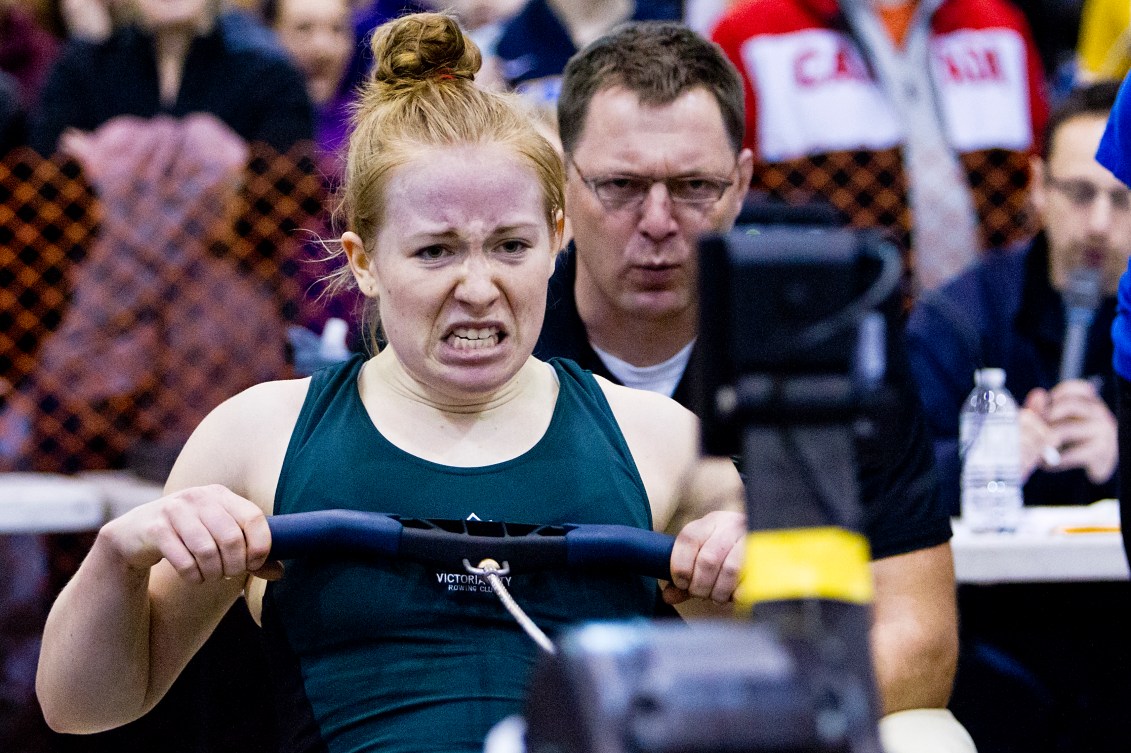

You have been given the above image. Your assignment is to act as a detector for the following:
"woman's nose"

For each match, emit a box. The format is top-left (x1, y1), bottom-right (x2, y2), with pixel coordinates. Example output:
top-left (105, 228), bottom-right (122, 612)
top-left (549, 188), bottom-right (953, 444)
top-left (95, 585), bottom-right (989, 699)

top-left (454, 255), bottom-right (500, 307)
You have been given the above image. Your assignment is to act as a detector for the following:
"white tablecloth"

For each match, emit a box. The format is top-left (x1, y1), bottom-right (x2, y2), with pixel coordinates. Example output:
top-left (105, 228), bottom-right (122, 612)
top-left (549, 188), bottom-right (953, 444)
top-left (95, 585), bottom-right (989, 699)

top-left (951, 500), bottom-right (1128, 584)
top-left (0, 471), bottom-right (162, 534)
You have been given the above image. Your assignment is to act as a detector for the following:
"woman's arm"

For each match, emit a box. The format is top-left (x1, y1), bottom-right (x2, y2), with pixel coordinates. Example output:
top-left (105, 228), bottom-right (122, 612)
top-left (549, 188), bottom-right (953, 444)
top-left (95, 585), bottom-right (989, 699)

top-left (35, 379), bottom-right (305, 733)
top-left (598, 379), bottom-right (746, 605)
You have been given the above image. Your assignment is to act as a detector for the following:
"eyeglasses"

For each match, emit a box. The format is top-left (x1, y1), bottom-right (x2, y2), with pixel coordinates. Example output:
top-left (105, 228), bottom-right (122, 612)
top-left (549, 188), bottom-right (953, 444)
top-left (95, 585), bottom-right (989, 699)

top-left (571, 160), bottom-right (736, 211)
top-left (1047, 177), bottom-right (1131, 211)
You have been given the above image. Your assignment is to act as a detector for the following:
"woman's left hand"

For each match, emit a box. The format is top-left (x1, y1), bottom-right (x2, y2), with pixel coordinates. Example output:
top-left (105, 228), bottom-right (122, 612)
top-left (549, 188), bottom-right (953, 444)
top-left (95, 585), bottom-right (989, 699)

top-left (664, 510), bottom-right (745, 605)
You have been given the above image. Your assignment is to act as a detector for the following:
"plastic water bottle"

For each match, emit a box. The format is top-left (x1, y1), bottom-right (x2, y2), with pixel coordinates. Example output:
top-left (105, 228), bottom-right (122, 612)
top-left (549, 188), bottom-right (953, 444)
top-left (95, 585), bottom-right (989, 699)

top-left (960, 368), bottom-right (1023, 533)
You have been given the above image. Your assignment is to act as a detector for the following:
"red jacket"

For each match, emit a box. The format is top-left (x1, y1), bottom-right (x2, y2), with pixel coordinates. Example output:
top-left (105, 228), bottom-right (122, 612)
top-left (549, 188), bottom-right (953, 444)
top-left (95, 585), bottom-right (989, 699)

top-left (712, 0), bottom-right (1048, 255)
top-left (712, 0), bottom-right (1048, 159)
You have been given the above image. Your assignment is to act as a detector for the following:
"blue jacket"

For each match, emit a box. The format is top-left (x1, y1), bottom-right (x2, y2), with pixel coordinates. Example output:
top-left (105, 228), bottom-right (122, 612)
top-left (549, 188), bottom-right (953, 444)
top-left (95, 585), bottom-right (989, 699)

top-left (493, 0), bottom-right (681, 96)
top-left (905, 234), bottom-right (1118, 513)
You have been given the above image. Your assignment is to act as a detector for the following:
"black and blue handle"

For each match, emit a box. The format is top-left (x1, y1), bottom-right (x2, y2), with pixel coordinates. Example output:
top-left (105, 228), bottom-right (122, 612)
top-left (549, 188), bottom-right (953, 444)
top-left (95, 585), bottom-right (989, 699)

top-left (266, 510), bottom-right (675, 581)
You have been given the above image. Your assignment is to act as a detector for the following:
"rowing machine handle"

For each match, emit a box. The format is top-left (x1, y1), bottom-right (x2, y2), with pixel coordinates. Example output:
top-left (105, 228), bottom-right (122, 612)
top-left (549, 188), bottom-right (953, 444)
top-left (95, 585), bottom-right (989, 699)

top-left (266, 510), bottom-right (674, 581)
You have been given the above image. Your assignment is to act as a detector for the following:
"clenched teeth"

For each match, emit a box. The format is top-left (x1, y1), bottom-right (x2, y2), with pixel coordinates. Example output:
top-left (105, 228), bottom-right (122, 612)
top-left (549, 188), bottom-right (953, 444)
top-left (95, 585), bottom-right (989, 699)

top-left (449, 327), bottom-right (501, 349)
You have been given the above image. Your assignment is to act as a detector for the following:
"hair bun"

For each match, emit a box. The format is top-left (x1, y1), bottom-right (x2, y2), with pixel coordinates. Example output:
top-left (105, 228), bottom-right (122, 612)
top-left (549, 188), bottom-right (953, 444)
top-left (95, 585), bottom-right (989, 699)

top-left (368, 12), bottom-right (481, 89)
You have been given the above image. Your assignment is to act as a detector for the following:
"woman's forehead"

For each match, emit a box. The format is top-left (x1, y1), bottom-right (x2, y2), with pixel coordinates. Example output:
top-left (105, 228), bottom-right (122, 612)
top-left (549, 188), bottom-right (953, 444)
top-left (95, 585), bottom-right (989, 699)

top-left (384, 146), bottom-right (546, 213)
top-left (373, 152), bottom-right (545, 241)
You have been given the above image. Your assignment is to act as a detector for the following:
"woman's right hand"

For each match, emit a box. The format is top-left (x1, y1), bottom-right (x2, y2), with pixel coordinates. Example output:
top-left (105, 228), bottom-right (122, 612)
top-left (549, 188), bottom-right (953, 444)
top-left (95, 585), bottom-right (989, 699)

top-left (97, 484), bottom-right (275, 583)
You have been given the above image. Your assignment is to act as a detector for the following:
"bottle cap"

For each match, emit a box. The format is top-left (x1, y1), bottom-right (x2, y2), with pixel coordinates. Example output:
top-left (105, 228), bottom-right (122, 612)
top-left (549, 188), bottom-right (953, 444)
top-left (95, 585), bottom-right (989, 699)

top-left (974, 367), bottom-right (1005, 388)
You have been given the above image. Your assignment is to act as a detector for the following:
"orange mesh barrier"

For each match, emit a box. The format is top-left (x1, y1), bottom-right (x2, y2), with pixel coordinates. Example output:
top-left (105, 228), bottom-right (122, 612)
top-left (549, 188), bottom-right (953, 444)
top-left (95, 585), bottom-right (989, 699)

top-left (0, 142), bottom-right (337, 476)
top-left (751, 146), bottom-right (1037, 295)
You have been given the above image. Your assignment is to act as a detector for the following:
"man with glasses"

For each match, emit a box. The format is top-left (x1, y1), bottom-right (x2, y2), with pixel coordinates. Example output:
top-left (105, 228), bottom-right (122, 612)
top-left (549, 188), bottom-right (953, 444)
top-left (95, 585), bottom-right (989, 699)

top-left (908, 81), bottom-right (1125, 513)
top-left (536, 21), bottom-right (970, 750)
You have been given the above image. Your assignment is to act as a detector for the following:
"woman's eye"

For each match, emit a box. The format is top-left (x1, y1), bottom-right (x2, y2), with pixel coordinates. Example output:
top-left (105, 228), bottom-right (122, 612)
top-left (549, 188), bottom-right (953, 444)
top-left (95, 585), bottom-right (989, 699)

top-left (498, 240), bottom-right (529, 254)
top-left (416, 245), bottom-right (448, 260)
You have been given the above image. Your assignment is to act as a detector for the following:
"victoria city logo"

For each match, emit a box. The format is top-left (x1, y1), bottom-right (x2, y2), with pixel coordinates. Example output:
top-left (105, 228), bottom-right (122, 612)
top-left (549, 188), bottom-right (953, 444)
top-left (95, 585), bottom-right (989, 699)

top-left (435, 571), bottom-right (512, 593)
top-left (433, 512), bottom-right (511, 595)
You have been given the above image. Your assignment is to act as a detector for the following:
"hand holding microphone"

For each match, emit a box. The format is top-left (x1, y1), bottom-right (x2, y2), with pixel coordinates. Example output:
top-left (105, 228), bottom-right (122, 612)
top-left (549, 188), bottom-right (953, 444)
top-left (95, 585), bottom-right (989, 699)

top-left (1018, 266), bottom-right (1115, 482)
top-left (1019, 266), bottom-right (1118, 484)
top-left (1035, 379), bottom-right (1118, 484)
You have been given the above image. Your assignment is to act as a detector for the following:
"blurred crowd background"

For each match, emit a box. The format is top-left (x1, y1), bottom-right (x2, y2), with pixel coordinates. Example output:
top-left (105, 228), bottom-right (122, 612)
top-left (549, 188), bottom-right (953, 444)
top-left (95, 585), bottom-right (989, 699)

top-left (0, 0), bottom-right (1128, 751)
top-left (0, 0), bottom-right (1107, 480)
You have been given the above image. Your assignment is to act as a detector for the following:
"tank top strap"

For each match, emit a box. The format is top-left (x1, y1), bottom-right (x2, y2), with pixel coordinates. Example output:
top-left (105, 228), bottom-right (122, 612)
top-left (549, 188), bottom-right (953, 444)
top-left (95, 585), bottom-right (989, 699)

top-left (546, 357), bottom-right (651, 529)
top-left (275, 354), bottom-right (366, 515)
top-left (292, 354), bottom-right (365, 441)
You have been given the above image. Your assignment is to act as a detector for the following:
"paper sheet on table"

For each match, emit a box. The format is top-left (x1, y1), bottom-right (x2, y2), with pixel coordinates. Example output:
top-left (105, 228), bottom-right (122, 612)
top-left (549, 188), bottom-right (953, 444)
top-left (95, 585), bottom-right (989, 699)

top-left (1030, 499), bottom-right (1121, 535)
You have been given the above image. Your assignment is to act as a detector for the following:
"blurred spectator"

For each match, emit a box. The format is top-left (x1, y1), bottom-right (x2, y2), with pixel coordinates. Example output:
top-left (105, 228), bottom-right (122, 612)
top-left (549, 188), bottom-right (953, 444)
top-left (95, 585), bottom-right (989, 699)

top-left (443, 0), bottom-right (525, 89)
top-left (0, 69), bottom-right (24, 151)
top-left (448, 0), bottom-right (524, 49)
top-left (712, 0), bottom-right (1049, 295)
top-left (30, 0), bottom-right (313, 156)
top-left (907, 80), bottom-right (1123, 514)
top-left (492, 0), bottom-right (681, 112)
top-left (7, 113), bottom-right (290, 474)
top-left (55, 0), bottom-right (123, 42)
top-left (1076, 0), bottom-right (1131, 82)
top-left (218, 0), bottom-right (288, 55)
top-left (266, 0), bottom-right (364, 366)
top-left (45, 0), bottom-right (273, 49)
top-left (909, 81), bottom-right (1131, 753)
top-left (266, 0), bottom-right (354, 179)
top-left (0, 0), bottom-right (59, 109)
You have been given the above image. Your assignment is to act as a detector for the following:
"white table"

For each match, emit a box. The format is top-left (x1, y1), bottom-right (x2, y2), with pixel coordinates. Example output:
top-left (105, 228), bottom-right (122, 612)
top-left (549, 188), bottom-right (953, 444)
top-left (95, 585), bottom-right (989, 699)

top-left (0, 471), bottom-right (163, 534)
top-left (77, 470), bottom-right (165, 520)
top-left (0, 473), bottom-right (107, 533)
top-left (951, 500), bottom-right (1129, 584)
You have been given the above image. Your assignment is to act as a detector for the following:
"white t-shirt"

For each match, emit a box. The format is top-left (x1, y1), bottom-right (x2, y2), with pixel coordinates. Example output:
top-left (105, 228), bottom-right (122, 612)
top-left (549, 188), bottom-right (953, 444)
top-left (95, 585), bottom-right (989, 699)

top-left (590, 340), bottom-right (696, 398)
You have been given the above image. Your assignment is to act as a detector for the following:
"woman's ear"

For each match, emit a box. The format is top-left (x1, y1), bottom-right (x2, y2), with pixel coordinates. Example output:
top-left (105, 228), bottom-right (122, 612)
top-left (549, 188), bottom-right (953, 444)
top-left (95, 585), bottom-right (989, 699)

top-left (548, 211), bottom-right (568, 277)
top-left (342, 231), bottom-right (378, 297)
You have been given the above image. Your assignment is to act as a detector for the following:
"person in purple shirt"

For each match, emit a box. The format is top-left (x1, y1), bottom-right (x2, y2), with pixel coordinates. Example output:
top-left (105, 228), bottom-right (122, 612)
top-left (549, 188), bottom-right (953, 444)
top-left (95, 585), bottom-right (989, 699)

top-left (267, 0), bottom-right (356, 180)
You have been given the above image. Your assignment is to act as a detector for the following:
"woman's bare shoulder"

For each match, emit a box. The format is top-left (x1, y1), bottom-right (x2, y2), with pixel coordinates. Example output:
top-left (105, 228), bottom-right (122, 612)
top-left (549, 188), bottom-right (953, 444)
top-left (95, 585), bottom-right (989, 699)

top-left (202, 377), bottom-right (312, 439)
top-left (165, 377), bottom-right (312, 504)
top-left (592, 376), bottom-right (701, 524)
top-left (593, 376), bottom-right (744, 533)
top-left (226, 376), bottom-right (312, 415)
top-left (595, 375), bottom-right (698, 445)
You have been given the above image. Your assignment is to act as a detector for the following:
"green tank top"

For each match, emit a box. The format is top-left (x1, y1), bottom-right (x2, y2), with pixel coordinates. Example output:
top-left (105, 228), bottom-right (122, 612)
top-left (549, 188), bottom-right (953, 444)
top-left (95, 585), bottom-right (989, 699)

top-left (262, 355), bottom-right (659, 753)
